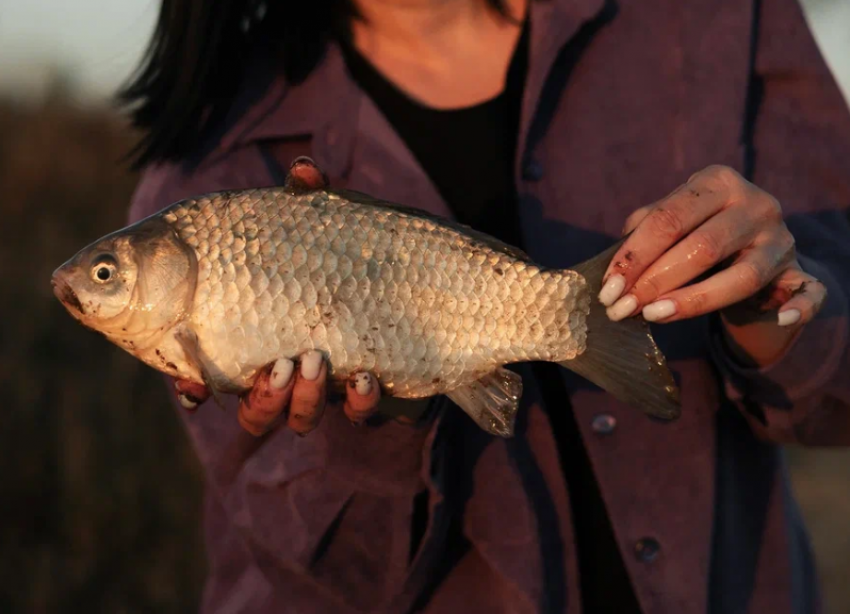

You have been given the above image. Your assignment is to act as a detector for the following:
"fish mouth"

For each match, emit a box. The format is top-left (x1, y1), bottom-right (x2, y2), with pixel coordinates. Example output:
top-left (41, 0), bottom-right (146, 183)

top-left (52, 276), bottom-right (84, 316)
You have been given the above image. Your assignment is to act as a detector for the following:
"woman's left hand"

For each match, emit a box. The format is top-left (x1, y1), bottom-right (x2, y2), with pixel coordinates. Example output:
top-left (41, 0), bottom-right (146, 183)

top-left (598, 165), bottom-right (827, 366)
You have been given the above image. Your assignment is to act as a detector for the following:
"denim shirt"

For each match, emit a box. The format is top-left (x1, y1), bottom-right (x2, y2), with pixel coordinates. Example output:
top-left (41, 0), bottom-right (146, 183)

top-left (129, 0), bottom-right (850, 612)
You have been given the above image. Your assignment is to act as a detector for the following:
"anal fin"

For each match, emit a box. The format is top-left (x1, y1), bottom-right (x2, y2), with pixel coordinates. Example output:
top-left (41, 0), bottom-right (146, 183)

top-left (446, 368), bottom-right (523, 437)
top-left (174, 326), bottom-right (227, 410)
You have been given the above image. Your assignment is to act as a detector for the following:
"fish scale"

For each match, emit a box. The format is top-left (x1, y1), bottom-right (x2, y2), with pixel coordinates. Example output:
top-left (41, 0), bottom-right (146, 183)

top-left (162, 188), bottom-right (585, 398)
top-left (54, 162), bottom-right (680, 437)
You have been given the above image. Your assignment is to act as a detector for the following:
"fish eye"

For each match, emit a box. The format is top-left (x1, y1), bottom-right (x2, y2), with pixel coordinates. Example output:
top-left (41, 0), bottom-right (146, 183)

top-left (91, 255), bottom-right (118, 284)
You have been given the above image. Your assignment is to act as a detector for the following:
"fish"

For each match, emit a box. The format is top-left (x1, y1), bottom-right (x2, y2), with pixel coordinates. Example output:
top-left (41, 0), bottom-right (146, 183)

top-left (52, 157), bottom-right (680, 436)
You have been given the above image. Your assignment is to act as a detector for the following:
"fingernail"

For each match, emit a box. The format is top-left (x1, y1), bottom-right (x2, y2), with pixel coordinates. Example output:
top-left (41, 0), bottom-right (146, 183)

top-left (598, 274), bottom-right (626, 306)
top-left (270, 358), bottom-right (294, 389)
top-left (778, 308), bottom-right (801, 327)
top-left (177, 393), bottom-right (197, 410)
top-left (642, 299), bottom-right (677, 322)
top-left (606, 294), bottom-right (638, 321)
top-left (354, 372), bottom-right (373, 396)
top-left (301, 350), bottom-right (323, 381)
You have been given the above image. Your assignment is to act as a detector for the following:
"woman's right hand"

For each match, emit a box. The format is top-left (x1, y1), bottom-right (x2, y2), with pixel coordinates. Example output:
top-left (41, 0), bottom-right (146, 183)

top-left (173, 351), bottom-right (382, 436)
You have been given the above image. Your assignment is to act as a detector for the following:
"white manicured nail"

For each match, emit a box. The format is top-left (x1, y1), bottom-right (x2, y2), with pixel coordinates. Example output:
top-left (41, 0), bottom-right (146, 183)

top-left (270, 358), bottom-right (294, 389)
top-left (177, 394), bottom-right (197, 409)
top-left (606, 294), bottom-right (638, 321)
top-left (598, 274), bottom-right (626, 306)
top-left (354, 372), bottom-right (373, 396)
top-left (778, 309), bottom-right (801, 327)
top-left (301, 350), bottom-right (323, 381)
top-left (643, 299), bottom-right (677, 322)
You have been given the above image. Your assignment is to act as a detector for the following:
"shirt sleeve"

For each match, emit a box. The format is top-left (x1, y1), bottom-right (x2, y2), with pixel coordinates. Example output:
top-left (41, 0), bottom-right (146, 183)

top-left (709, 0), bottom-right (850, 445)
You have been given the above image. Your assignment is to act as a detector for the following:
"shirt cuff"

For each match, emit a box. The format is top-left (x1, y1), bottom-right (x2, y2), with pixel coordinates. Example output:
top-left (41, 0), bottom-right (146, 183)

top-left (708, 256), bottom-right (848, 409)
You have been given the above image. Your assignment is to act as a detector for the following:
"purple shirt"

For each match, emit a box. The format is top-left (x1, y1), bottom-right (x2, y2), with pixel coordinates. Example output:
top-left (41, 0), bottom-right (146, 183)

top-left (129, 0), bottom-right (850, 612)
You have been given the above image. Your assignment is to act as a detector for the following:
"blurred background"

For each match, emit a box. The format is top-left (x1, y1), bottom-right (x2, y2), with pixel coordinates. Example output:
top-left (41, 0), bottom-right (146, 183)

top-left (0, 0), bottom-right (848, 612)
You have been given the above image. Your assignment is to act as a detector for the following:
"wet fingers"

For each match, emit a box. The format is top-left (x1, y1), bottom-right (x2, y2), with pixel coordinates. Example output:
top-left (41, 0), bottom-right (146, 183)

top-left (238, 358), bottom-right (295, 436)
top-left (287, 351), bottom-right (327, 435)
top-left (174, 379), bottom-right (210, 412)
top-left (343, 372), bottom-right (381, 425)
top-left (774, 270), bottom-right (828, 328)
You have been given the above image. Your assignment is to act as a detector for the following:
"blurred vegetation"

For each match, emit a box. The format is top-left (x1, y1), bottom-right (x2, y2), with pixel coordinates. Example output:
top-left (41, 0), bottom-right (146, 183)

top-left (0, 97), bottom-right (205, 613)
top-left (788, 447), bottom-right (850, 614)
top-left (0, 95), bottom-right (847, 614)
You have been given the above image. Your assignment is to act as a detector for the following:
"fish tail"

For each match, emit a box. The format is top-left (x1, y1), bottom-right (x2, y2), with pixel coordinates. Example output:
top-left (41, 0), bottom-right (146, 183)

top-left (560, 240), bottom-right (681, 421)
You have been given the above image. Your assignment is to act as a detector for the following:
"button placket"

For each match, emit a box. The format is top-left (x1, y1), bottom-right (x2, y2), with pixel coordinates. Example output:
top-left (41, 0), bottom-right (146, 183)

top-left (521, 158), bottom-right (544, 181)
top-left (634, 537), bottom-right (661, 562)
top-left (591, 413), bottom-right (617, 435)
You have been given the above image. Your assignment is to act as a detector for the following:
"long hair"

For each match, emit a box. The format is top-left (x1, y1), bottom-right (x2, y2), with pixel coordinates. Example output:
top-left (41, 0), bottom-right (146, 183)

top-left (119, 0), bottom-right (512, 168)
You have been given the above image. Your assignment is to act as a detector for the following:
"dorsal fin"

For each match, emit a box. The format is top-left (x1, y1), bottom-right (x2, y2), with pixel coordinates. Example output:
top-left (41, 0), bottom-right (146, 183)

top-left (334, 188), bottom-right (531, 262)
top-left (284, 156), bottom-right (330, 193)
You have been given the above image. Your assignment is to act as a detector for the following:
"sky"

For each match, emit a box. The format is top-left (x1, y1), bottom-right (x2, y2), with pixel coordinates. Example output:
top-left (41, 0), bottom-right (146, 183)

top-left (0, 0), bottom-right (158, 102)
top-left (0, 0), bottom-right (848, 105)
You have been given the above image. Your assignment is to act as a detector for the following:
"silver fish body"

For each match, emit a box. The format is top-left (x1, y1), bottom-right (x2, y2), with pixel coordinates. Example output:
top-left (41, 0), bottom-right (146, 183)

top-left (164, 188), bottom-right (586, 397)
top-left (53, 163), bottom-right (680, 436)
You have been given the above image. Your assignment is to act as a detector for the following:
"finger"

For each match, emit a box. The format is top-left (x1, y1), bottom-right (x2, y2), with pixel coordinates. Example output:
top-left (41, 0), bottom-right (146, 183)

top-left (287, 350), bottom-right (327, 436)
top-left (639, 244), bottom-right (790, 323)
top-left (620, 184), bottom-right (689, 236)
top-left (599, 183), bottom-right (727, 307)
top-left (174, 379), bottom-right (210, 412)
top-left (237, 358), bottom-right (295, 436)
top-left (773, 269), bottom-right (828, 327)
top-left (343, 372), bottom-right (382, 425)
top-left (608, 206), bottom-right (763, 320)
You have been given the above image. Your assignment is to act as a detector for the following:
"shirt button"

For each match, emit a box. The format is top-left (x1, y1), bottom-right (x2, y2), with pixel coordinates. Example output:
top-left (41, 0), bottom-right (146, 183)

top-left (634, 537), bottom-right (661, 562)
top-left (591, 413), bottom-right (617, 435)
top-left (522, 159), bottom-right (544, 182)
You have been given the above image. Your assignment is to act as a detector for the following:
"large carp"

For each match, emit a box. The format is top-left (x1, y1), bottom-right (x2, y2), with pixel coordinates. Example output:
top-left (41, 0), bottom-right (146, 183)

top-left (52, 158), bottom-right (679, 436)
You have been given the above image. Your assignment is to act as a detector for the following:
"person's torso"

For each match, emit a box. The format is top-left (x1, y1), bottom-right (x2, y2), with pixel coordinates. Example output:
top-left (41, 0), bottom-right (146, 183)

top-left (128, 1), bottom-right (812, 612)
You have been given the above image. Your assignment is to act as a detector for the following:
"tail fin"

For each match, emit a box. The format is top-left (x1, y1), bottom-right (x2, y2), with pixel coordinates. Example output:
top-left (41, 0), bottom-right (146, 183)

top-left (563, 240), bottom-right (681, 421)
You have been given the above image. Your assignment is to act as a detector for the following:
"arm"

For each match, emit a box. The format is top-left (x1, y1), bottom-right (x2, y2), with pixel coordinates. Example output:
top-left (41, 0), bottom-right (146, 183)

top-left (710, 0), bottom-right (850, 445)
top-left (596, 0), bottom-right (850, 445)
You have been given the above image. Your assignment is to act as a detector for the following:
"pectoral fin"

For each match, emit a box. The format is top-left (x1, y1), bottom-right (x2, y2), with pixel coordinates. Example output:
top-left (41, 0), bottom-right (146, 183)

top-left (446, 368), bottom-right (523, 437)
top-left (174, 326), bottom-right (227, 410)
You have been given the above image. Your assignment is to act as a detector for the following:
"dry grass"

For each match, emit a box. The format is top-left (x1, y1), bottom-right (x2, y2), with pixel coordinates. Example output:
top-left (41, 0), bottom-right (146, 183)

top-left (0, 98), bottom-right (205, 613)
top-left (787, 448), bottom-right (850, 614)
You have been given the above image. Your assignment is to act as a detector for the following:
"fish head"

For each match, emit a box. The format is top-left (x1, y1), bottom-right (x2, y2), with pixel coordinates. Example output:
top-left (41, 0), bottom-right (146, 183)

top-left (52, 217), bottom-right (198, 350)
top-left (52, 233), bottom-right (138, 324)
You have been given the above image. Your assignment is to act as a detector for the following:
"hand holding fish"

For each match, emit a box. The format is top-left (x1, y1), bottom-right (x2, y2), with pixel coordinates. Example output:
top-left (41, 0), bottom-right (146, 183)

top-left (173, 352), bottom-right (382, 436)
top-left (52, 156), bottom-right (682, 439)
top-left (599, 165), bottom-right (827, 366)
top-left (171, 160), bottom-right (382, 436)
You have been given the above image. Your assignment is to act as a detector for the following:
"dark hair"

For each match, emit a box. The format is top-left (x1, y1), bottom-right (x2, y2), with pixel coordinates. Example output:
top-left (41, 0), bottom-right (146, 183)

top-left (120, 0), bottom-right (513, 168)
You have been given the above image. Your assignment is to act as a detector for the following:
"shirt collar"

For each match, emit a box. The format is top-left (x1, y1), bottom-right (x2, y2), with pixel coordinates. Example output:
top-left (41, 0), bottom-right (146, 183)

top-left (218, 0), bottom-right (609, 172)
top-left (520, 0), bottom-right (609, 155)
